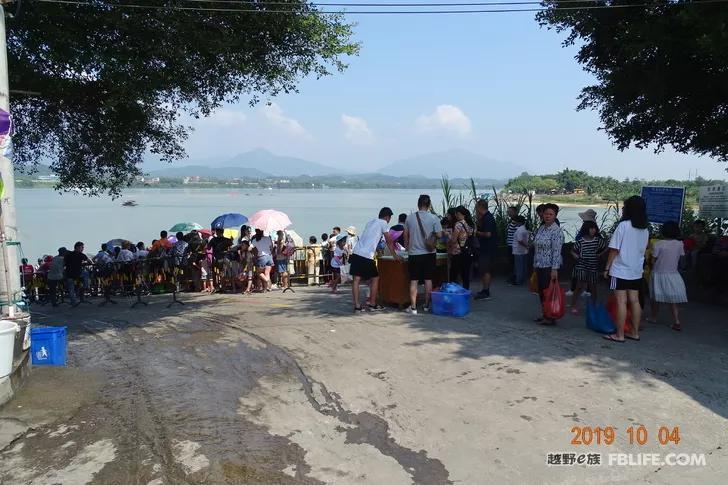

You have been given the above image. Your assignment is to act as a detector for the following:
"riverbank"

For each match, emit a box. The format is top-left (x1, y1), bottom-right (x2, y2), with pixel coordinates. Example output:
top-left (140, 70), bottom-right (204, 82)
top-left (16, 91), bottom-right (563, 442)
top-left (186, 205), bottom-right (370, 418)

top-left (3, 283), bottom-right (727, 483)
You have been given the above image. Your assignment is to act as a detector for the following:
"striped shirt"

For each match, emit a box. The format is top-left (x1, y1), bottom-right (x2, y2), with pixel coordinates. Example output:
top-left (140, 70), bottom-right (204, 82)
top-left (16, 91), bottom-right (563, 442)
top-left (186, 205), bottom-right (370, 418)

top-left (573, 237), bottom-right (607, 272)
top-left (506, 220), bottom-right (518, 247)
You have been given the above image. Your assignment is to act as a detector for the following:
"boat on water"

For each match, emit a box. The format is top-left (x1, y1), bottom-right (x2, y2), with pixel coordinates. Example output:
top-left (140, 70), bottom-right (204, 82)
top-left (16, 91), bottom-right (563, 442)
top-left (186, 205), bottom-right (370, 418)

top-left (122, 200), bottom-right (138, 207)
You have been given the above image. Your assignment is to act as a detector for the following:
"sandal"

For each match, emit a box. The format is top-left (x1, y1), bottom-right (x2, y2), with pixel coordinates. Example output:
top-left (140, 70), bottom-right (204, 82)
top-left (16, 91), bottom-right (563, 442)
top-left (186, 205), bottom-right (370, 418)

top-left (625, 334), bottom-right (641, 341)
top-left (367, 304), bottom-right (385, 311)
top-left (671, 324), bottom-right (682, 332)
top-left (602, 334), bottom-right (625, 343)
top-left (533, 317), bottom-right (545, 323)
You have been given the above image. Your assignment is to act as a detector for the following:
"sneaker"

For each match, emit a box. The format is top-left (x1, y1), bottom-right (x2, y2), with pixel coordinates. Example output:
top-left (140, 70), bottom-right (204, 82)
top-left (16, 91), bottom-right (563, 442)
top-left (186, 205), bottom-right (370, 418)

top-left (565, 290), bottom-right (574, 297)
top-left (353, 306), bottom-right (365, 313)
top-left (422, 306), bottom-right (430, 313)
top-left (367, 304), bottom-right (385, 311)
top-left (583, 291), bottom-right (592, 298)
top-left (474, 290), bottom-right (491, 301)
top-left (404, 306), bottom-right (418, 315)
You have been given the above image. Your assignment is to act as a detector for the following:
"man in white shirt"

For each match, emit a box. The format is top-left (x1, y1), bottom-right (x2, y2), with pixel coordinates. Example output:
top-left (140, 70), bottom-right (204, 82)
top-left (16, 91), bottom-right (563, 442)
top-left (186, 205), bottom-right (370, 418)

top-left (403, 194), bottom-right (443, 314)
top-left (93, 244), bottom-right (113, 265)
top-left (135, 242), bottom-right (149, 259)
top-left (350, 207), bottom-right (400, 313)
top-left (116, 242), bottom-right (135, 262)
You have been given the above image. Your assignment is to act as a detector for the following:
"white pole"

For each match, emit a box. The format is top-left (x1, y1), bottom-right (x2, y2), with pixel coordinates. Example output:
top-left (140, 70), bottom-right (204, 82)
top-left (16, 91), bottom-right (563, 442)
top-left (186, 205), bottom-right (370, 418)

top-left (0, 5), bottom-right (22, 317)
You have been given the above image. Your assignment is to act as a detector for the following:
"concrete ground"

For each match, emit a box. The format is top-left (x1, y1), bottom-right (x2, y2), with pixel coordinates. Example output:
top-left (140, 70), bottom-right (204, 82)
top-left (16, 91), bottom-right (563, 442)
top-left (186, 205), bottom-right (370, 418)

top-left (1, 281), bottom-right (727, 484)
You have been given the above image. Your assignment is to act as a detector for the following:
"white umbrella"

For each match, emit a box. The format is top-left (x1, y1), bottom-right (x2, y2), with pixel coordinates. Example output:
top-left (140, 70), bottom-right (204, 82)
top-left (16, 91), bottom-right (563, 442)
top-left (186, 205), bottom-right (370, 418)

top-left (285, 230), bottom-right (304, 247)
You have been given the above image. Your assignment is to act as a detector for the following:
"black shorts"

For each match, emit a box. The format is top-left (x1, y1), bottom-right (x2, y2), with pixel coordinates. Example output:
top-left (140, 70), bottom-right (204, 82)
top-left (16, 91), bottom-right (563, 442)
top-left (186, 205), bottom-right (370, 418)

top-left (478, 252), bottom-right (493, 274)
top-left (612, 277), bottom-right (642, 291)
top-left (349, 254), bottom-right (378, 280)
top-left (408, 253), bottom-right (436, 281)
top-left (331, 267), bottom-right (341, 276)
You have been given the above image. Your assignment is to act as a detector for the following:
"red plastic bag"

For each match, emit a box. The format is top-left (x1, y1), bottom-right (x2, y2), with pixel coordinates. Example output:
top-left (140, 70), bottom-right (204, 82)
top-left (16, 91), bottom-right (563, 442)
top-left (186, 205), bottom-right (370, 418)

top-left (542, 281), bottom-right (566, 320)
top-left (606, 294), bottom-right (634, 334)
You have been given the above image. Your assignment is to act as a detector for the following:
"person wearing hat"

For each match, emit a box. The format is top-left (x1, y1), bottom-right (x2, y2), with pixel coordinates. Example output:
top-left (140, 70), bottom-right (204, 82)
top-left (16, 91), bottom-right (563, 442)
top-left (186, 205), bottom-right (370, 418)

top-left (345, 226), bottom-right (358, 255)
top-left (567, 208), bottom-right (600, 297)
top-left (579, 209), bottom-right (597, 222)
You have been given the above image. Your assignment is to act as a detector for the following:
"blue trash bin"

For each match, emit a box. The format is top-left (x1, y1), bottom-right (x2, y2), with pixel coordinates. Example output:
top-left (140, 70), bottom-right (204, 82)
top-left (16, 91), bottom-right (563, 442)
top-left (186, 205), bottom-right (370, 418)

top-left (30, 326), bottom-right (67, 366)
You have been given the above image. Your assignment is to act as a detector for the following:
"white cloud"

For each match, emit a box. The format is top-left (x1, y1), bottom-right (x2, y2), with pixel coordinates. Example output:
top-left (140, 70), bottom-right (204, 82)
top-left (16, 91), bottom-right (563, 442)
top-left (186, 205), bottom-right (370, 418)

top-left (202, 109), bottom-right (247, 128)
top-left (415, 104), bottom-right (472, 137)
top-left (261, 102), bottom-right (311, 139)
top-left (341, 114), bottom-right (374, 145)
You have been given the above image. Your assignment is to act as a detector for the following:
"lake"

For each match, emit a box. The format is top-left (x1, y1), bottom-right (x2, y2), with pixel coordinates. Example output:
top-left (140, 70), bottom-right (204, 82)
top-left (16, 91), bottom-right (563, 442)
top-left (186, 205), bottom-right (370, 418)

top-left (15, 188), bottom-right (603, 259)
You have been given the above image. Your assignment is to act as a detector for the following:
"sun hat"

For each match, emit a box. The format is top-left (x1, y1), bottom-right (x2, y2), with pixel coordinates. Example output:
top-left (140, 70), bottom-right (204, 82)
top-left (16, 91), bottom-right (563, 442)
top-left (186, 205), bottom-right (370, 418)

top-left (346, 226), bottom-right (357, 236)
top-left (578, 209), bottom-right (597, 222)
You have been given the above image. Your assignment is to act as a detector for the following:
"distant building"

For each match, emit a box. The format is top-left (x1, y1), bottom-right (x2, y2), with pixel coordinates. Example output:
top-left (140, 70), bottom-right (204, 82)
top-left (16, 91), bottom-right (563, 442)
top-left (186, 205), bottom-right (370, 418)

top-left (573, 188), bottom-right (586, 195)
top-left (145, 177), bottom-right (160, 184)
top-left (36, 175), bottom-right (58, 181)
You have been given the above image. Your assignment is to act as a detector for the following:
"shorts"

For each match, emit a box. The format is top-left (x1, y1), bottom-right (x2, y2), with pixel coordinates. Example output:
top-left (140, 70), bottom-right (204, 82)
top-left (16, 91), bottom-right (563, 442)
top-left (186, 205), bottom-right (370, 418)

top-left (478, 252), bottom-right (493, 274)
top-left (200, 261), bottom-right (211, 280)
top-left (256, 255), bottom-right (273, 268)
top-left (331, 267), bottom-right (341, 276)
top-left (276, 259), bottom-right (289, 273)
top-left (408, 253), bottom-right (436, 281)
top-left (611, 277), bottom-right (642, 291)
top-left (349, 254), bottom-right (378, 280)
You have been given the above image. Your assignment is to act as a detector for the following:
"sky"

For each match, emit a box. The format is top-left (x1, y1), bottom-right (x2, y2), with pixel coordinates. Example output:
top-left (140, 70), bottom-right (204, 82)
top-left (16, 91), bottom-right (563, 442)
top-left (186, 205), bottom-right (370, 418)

top-left (164, 8), bottom-right (728, 180)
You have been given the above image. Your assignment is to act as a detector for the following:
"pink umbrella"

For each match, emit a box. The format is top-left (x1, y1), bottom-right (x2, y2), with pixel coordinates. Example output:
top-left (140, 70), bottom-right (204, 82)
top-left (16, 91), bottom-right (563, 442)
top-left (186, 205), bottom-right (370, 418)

top-left (248, 209), bottom-right (292, 234)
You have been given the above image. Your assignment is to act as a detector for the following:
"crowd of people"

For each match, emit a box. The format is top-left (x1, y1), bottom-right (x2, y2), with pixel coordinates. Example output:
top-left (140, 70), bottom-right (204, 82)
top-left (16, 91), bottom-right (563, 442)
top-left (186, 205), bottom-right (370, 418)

top-left (22, 193), bottom-right (725, 340)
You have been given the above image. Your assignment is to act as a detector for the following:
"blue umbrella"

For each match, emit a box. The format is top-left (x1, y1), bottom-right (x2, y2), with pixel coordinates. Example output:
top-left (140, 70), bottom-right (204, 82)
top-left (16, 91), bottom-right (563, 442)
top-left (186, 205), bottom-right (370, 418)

top-left (211, 213), bottom-right (248, 230)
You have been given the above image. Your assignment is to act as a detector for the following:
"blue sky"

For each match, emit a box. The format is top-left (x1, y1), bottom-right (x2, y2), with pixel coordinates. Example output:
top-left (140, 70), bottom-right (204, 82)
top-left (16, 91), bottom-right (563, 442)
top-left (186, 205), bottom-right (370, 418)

top-left (176, 10), bottom-right (727, 180)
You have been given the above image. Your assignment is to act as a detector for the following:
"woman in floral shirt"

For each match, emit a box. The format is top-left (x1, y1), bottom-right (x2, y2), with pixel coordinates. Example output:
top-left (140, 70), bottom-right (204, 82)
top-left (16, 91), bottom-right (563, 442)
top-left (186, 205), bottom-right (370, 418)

top-left (533, 203), bottom-right (564, 325)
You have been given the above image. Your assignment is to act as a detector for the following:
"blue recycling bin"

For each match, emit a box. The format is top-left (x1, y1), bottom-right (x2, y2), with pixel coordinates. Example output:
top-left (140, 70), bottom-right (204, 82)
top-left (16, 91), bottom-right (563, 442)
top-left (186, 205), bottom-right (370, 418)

top-left (30, 326), bottom-right (67, 366)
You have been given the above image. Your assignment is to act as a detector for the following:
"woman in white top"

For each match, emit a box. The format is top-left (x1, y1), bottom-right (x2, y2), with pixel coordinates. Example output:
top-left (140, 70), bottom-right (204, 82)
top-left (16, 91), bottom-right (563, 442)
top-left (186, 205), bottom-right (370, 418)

top-left (250, 229), bottom-right (274, 291)
top-left (648, 221), bottom-right (688, 331)
top-left (603, 196), bottom-right (649, 343)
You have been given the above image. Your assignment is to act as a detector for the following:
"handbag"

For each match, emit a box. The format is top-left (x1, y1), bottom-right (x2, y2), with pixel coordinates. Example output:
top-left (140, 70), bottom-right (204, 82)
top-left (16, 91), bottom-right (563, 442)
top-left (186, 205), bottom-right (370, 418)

top-left (542, 281), bottom-right (566, 320)
top-left (606, 293), bottom-right (634, 334)
top-left (528, 271), bottom-right (539, 294)
top-left (585, 300), bottom-right (616, 334)
top-left (415, 212), bottom-right (437, 253)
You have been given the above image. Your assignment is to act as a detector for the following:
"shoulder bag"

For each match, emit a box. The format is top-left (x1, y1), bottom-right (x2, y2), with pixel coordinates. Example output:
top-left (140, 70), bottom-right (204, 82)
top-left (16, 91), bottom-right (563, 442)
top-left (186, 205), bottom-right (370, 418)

top-left (416, 212), bottom-right (437, 253)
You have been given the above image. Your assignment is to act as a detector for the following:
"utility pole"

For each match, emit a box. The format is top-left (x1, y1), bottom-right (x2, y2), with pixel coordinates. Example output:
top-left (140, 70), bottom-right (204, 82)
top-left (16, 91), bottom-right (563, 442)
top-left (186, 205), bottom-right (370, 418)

top-left (0, 3), bottom-right (22, 317)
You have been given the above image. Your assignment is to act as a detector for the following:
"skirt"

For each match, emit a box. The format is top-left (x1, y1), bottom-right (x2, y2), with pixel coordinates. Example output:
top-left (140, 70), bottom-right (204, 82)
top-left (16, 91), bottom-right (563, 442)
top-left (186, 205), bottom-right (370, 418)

top-left (650, 272), bottom-right (687, 304)
top-left (572, 267), bottom-right (598, 284)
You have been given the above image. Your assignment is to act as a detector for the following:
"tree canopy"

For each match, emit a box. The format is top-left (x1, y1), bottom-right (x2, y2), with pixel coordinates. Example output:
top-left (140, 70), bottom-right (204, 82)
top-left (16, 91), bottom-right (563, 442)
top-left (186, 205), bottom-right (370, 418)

top-left (538, 1), bottom-right (728, 167)
top-left (7, 2), bottom-right (357, 195)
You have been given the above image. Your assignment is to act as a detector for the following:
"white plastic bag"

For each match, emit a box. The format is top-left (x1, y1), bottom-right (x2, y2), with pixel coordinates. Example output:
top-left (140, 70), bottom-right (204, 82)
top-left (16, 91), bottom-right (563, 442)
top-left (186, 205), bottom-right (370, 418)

top-left (340, 263), bottom-right (351, 284)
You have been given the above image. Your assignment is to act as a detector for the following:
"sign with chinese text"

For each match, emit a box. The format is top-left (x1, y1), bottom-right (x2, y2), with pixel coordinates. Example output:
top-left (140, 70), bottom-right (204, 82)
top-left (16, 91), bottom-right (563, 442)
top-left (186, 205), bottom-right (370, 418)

top-left (699, 185), bottom-right (728, 219)
top-left (640, 186), bottom-right (686, 225)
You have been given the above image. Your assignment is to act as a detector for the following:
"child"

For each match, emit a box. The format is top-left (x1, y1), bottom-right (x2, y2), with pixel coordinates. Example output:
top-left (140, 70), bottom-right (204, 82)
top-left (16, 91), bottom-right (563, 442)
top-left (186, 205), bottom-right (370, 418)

top-left (649, 221), bottom-right (688, 331)
top-left (306, 236), bottom-right (321, 285)
top-left (330, 237), bottom-right (347, 294)
top-left (511, 216), bottom-right (530, 285)
top-left (238, 240), bottom-right (255, 294)
top-left (570, 220), bottom-right (607, 314)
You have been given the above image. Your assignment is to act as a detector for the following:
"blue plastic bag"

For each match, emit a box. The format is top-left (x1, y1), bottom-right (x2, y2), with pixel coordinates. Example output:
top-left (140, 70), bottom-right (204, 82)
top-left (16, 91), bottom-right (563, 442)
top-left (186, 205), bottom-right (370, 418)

top-left (441, 283), bottom-right (467, 294)
top-left (585, 301), bottom-right (616, 334)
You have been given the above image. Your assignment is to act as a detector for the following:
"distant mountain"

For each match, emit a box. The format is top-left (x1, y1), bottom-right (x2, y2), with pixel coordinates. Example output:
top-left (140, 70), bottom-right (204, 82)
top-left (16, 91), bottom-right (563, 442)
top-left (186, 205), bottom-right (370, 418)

top-left (378, 149), bottom-right (524, 180)
top-left (150, 148), bottom-right (342, 178)
top-left (215, 148), bottom-right (341, 177)
top-left (150, 164), bottom-right (271, 179)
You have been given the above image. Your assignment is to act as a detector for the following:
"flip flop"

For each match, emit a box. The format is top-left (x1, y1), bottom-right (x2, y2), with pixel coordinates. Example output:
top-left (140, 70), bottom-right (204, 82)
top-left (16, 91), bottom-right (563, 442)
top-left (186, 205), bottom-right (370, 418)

top-left (603, 334), bottom-right (625, 343)
top-left (625, 334), bottom-right (641, 341)
top-left (671, 324), bottom-right (682, 332)
top-left (533, 317), bottom-right (545, 323)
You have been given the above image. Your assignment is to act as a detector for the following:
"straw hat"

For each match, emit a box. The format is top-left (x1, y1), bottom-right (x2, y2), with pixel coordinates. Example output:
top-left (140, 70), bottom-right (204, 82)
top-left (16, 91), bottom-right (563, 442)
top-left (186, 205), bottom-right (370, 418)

top-left (346, 226), bottom-right (357, 236)
top-left (578, 209), bottom-right (597, 222)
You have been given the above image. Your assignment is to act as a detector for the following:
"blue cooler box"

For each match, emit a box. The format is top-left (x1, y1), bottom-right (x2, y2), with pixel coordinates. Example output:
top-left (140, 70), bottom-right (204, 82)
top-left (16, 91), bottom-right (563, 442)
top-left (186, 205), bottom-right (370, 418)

top-left (31, 326), bottom-right (67, 366)
top-left (431, 290), bottom-right (471, 317)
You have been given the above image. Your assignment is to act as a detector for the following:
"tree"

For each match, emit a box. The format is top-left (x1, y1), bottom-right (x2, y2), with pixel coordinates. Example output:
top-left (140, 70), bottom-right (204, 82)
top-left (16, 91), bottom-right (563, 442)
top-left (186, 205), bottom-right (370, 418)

top-left (8, 2), bottom-right (357, 195)
top-left (538, 2), bottom-right (728, 166)
top-left (555, 168), bottom-right (589, 192)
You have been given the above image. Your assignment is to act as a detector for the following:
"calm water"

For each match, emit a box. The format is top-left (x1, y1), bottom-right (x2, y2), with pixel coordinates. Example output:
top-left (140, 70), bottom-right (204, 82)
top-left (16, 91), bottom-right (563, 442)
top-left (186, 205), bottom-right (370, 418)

top-left (16, 188), bottom-right (598, 259)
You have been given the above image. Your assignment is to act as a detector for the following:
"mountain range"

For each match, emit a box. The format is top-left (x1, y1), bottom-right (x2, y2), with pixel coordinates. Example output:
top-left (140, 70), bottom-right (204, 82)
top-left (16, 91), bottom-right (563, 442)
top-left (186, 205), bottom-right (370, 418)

top-left (149, 148), bottom-right (523, 180)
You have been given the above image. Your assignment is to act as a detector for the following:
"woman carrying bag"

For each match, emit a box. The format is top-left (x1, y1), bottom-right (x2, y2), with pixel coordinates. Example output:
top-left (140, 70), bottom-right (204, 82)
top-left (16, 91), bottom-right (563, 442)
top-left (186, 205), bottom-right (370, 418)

top-left (532, 204), bottom-right (564, 325)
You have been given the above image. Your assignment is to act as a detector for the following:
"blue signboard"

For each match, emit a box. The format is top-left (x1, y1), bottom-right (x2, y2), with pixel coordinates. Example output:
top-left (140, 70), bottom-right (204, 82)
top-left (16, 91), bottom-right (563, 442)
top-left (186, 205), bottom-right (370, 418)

top-left (640, 186), bottom-right (686, 225)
